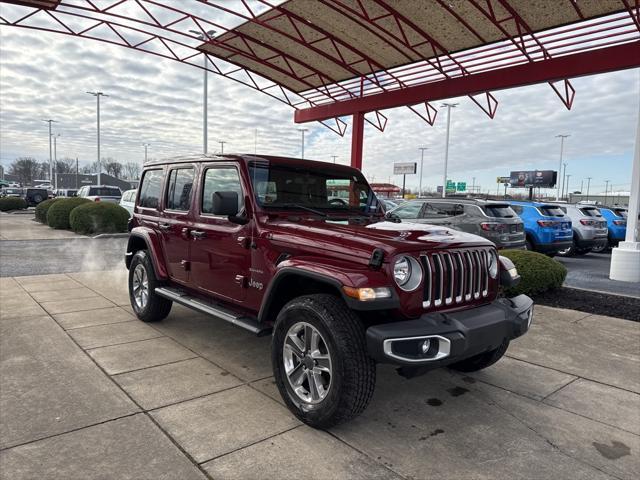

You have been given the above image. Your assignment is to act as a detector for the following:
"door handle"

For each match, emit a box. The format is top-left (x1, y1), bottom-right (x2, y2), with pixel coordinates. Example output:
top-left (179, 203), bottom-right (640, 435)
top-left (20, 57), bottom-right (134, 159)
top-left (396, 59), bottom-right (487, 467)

top-left (158, 222), bottom-right (171, 231)
top-left (190, 230), bottom-right (206, 239)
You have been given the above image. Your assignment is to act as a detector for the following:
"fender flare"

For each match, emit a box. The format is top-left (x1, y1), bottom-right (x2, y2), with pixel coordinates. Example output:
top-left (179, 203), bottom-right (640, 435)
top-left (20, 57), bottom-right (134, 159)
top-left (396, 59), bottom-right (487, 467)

top-left (125, 229), bottom-right (168, 280)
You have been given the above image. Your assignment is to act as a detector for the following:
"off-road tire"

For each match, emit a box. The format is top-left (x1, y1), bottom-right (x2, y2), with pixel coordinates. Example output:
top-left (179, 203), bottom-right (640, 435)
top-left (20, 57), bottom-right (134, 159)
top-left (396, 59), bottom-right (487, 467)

top-left (272, 294), bottom-right (376, 429)
top-left (524, 239), bottom-right (534, 251)
top-left (449, 339), bottom-right (509, 373)
top-left (128, 250), bottom-right (172, 322)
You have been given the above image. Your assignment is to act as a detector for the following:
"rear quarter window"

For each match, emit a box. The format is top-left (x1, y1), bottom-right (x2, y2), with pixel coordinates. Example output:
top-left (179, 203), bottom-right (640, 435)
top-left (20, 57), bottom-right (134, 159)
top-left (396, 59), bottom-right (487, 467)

top-left (138, 169), bottom-right (163, 209)
top-left (580, 208), bottom-right (602, 217)
top-left (483, 205), bottom-right (516, 218)
top-left (538, 206), bottom-right (565, 217)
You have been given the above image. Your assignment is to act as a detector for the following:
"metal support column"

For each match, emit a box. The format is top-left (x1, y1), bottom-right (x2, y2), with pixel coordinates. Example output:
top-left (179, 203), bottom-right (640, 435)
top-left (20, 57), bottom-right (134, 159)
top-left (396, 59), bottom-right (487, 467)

top-left (351, 112), bottom-right (364, 170)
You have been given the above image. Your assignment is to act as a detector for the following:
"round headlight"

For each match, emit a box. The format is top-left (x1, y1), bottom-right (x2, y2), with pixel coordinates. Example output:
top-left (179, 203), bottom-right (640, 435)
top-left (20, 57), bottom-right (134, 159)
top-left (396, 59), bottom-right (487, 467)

top-left (393, 256), bottom-right (423, 291)
top-left (488, 250), bottom-right (498, 279)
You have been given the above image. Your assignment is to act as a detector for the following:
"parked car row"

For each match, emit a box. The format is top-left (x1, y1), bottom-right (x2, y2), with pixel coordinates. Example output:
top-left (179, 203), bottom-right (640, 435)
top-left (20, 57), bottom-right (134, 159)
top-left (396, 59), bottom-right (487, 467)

top-left (0, 187), bottom-right (49, 206)
top-left (388, 199), bottom-right (629, 257)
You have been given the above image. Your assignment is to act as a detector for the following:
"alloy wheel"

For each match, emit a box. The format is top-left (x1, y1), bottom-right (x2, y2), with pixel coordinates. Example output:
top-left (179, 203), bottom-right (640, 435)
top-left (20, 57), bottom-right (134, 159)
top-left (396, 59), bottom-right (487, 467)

top-left (132, 264), bottom-right (149, 309)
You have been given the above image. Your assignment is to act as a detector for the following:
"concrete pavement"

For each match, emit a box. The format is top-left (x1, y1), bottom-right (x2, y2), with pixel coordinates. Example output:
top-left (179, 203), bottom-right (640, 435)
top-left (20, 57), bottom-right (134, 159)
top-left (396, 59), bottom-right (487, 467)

top-left (1, 270), bottom-right (638, 479)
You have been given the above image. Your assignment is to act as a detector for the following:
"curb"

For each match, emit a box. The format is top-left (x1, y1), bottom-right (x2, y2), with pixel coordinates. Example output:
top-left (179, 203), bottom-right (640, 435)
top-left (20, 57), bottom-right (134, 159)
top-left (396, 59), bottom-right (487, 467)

top-left (92, 233), bottom-right (130, 239)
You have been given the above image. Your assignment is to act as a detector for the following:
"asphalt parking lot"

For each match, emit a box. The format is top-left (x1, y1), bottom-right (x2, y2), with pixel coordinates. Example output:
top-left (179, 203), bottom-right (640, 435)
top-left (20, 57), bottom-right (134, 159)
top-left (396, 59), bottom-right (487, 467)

top-left (1, 268), bottom-right (638, 480)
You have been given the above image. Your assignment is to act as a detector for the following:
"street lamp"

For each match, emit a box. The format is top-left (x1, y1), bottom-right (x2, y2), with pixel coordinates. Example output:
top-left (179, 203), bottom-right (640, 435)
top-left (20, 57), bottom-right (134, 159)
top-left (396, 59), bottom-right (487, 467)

top-left (189, 29), bottom-right (216, 154)
top-left (586, 176), bottom-right (592, 201)
top-left (561, 161), bottom-right (568, 199)
top-left (604, 180), bottom-right (610, 205)
top-left (43, 119), bottom-right (56, 183)
top-left (298, 128), bottom-right (308, 159)
top-left (87, 91), bottom-right (108, 185)
top-left (142, 143), bottom-right (150, 164)
top-left (331, 155), bottom-right (338, 164)
top-left (52, 133), bottom-right (61, 189)
top-left (565, 174), bottom-right (571, 201)
top-left (219, 140), bottom-right (226, 155)
top-left (418, 147), bottom-right (428, 198)
top-left (555, 134), bottom-right (570, 201)
top-left (441, 103), bottom-right (458, 198)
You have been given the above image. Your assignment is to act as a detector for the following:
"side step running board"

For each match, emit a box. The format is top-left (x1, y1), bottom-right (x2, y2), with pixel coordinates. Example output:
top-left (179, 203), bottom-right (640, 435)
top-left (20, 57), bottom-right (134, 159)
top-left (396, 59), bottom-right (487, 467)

top-left (155, 287), bottom-right (272, 337)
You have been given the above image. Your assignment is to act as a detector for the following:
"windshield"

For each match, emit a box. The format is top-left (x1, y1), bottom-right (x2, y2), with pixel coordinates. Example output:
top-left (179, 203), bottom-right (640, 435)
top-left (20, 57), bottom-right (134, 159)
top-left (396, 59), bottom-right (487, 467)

top-left (538, 205), bottom-right (565, 217)
top-left (3, 188), bottom-right (22, 194)
top-left (483, 205), bottom-right (515, 218)
top-left (580, 207), bottom-right (602, 217)
top-left (90, 187), bottom-right (121, 197)
top-left (248, 161), bottom-right (381, 215)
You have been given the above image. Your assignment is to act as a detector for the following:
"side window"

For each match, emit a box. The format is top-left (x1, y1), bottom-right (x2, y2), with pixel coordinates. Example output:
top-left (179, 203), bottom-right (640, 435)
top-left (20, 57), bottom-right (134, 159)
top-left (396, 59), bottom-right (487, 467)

top-left (392, 202), bottom-right (423, 219)
top-left (138, 169), bottom-right (163, 209)
top-left (422, 202), bottom-right (461, 218)
top-left (511, 205), bottom-right (523, 215)
top-left (201, 167), bottom-right (244, 215)
top-left (165, 168), bottom-right (194, 211)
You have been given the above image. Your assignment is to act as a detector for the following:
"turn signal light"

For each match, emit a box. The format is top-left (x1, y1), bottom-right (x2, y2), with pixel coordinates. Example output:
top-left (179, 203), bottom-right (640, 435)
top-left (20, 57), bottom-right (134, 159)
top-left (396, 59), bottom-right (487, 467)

top-left (342, 286), bottom-right (392, 301)
top-left (580, 219), bottom-right (597, 226)
top-left (613, 220), bottom-right (626, 226)
top-left (480, 222), bottom-right (505, 232)
top-left (537, 220), bottom-right (556, 227)
top-left (94, 197), bottom-right (101, 202)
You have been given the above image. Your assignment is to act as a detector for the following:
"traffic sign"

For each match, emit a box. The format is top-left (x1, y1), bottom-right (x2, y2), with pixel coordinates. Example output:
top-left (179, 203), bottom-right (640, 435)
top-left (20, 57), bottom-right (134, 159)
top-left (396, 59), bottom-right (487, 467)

top-left (393, 162), bottom-right (417, 175)
top-left (446, 180), bottom-right (456, 191)
top-left (456, 182), bottom-right (466, 192)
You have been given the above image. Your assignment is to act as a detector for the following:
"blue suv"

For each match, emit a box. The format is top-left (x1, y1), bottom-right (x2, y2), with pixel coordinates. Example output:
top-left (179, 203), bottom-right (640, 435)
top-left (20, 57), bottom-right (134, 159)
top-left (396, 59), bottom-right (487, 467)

top-left (509, 201), bottom-right (573, 255)
top-left (598, 207), bottom-right (627, 250)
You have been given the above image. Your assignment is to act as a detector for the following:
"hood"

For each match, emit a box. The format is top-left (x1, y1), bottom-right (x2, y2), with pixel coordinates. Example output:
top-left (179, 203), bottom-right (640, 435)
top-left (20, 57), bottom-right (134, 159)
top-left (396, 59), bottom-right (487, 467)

top-left (265, 216), bottom-right (493, 261)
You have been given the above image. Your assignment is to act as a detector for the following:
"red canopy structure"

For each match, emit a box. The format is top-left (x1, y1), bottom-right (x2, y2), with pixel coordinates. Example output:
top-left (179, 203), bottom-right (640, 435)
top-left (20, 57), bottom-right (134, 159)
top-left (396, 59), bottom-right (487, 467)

top-left (1, 0), bottom-right (639, 170)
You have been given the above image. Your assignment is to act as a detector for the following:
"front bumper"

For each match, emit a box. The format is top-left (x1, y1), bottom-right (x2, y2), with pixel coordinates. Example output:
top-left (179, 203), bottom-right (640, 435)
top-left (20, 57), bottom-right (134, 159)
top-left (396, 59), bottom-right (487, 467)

top-left (366, 295), bottom-right (533, 367)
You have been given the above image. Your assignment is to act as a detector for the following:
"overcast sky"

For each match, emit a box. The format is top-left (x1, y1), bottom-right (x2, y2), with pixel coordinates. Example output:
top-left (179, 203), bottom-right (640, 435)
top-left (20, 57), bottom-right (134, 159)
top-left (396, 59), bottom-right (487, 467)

top-left (1, 17), bottom-right (638, 195)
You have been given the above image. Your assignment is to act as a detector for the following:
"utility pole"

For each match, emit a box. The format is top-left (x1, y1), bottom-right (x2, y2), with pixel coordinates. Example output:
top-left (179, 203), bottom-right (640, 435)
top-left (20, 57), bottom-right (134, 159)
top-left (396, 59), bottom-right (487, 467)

top-left (555, 134), bottom-right (570, 201)
top-left (604, 180), bottom-right (610, 205)
top-left (418, 146), bottom-right (428, 198)
top-left (218, 141), bottom-right (226, 155)
top-left (87, 92), bottom-right (108, 185)
top-left (43, 119), bottom-right (56, 183)
top-left (586, 177), bottom-right (592, 201)
top-left (331, 155), bottom-right (338, 164)
top-left (142, 143), bottom-right (150, 165)
top-left (76, 157), bottom-right (79, 189)
top-left (298, 128), bottom-right (308, 159)
top-left (580, 179), bottom-right (584, 195)
top-left (441, 103), bottom-right (458, 198)
top-left (52, 133), bottom-right (60, 189)
top-left (472, 176), bottom-right (476, 194)
top-left (189, 30), bottom-right (216, 154)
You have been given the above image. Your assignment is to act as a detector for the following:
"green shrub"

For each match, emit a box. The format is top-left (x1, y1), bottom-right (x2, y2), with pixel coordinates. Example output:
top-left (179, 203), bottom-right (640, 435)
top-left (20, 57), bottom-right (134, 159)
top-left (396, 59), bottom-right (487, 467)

top-left (0, 197), bottom-right (27, 211)
top-left (46, 197), bottom-right (91, 229)
top-left (501, 249), bottom-right (567, 296)
top-left (35, 198), bottom-right (59, 223)
top-left (70, 202), bottom-right (129, 235)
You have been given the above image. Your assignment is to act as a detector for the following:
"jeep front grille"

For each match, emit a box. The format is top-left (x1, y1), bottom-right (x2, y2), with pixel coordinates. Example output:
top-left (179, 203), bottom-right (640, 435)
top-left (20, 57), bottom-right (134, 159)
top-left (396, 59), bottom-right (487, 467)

top-left (420, 249), bottom-right (491, 308)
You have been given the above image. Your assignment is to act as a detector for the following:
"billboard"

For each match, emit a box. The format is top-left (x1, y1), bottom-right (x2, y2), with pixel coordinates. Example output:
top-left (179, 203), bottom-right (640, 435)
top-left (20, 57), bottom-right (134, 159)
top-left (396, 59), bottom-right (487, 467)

top-left (393, 162), bottom-right (417, 175)
top-left (509, 170), bottom-right (557, 188)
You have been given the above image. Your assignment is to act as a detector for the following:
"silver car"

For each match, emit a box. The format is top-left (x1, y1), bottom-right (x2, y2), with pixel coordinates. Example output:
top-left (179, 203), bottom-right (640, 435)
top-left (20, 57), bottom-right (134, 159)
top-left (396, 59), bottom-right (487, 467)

top-left (557, 204), bottom-right (608, 256)
top-left (119, 189), bottom-right (137, 217)
top-left (77, 185), bottom-right (122, 203)
top-left (388, 198), bottom-right (525, 249)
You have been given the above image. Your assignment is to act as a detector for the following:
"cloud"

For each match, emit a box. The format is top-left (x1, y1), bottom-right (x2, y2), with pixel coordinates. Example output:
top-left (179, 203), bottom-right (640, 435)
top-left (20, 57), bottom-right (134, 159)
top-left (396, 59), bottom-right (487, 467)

top-left (0, 23), bottom-right (638, 194)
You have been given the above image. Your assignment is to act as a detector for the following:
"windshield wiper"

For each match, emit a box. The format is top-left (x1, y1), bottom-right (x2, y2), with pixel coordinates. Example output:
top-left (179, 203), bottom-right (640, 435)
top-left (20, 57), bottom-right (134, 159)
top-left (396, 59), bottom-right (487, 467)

top-left (276, 203), bottom-right (327, 217)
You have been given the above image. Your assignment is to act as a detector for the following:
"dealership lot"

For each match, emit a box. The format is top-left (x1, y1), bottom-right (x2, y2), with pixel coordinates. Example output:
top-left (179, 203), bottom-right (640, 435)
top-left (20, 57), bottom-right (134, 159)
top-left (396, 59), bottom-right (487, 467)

top-left (1, 268), bottom-right (638, 480)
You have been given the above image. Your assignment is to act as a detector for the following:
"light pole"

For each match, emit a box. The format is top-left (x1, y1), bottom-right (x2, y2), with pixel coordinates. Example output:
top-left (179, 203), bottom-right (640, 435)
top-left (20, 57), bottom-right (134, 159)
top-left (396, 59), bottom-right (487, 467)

top-left (418, 146), bottom-right (428, 197)
top-left (586, 177), bottom-right (592, 201)
top-left (441, 103), bottom-right (458, 198)
top-left (555, 134), bottom-right (570, 201)
top-left (331, 155), bottom-right (338, 164)
top-left (472, 176), bottom-right (476, 193)
top-left (189, 30), bottom-right (216, 154)
top-left (565, 174), bottom-right (571, 201)
top-left (298, 128), bottom-right (308, 159)
top-left (43, 119), bottom-right (56, 183)
top-left (142, 143), bottom-right (150, 164)
top-left (52, 133), bottom-right (60, 189)
top-left (219, 140), bottom-right (226, 155)
top-left (604, 180), bottom-right (610, 205)
top-left (87, 91), bottom-right (108, 185)
top-left (560, 162), bottom-right (568, 199)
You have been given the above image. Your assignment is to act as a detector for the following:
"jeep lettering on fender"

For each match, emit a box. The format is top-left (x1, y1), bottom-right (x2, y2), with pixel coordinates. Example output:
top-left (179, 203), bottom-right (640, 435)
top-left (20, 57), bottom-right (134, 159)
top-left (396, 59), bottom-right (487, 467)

top-left (125, 154), bottom-right (533, 429)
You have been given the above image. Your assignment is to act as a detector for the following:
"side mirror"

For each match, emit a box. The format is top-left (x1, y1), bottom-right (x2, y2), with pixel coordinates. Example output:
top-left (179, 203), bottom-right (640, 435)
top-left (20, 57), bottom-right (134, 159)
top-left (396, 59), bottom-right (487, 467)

top-left (212, 191), bottom-right (239, 216)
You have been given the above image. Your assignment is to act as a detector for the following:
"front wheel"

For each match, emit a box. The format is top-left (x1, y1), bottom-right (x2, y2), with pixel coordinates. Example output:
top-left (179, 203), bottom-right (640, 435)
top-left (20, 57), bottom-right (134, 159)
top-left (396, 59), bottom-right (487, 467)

top-left (449, 339), bottom-right (509, 372)
top-left (272, 294), bottom-right (376, 429)
top-left (128, 250), bottom-right (172, 322)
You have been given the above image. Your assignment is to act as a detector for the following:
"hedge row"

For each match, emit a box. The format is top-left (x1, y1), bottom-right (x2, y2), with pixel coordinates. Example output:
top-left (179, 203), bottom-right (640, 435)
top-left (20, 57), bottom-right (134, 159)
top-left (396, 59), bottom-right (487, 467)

top-left (47, 198), bottom-right (92, 229)
top-left (35, 198), bottom-right (59, 223)
top-left (69, 202), bottom-right (129, 235)
top-left (0, 197), bottom-right (27, 211)
top-left (501, 249), bottom-right (567, 296)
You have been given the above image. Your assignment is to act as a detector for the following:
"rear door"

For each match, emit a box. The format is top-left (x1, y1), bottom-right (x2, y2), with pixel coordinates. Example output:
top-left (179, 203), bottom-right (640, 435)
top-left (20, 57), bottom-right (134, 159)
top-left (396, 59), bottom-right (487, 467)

top-left (189, 163), bottom-right (250, 303)
top-left (159, 165), bottom-right (196, 285)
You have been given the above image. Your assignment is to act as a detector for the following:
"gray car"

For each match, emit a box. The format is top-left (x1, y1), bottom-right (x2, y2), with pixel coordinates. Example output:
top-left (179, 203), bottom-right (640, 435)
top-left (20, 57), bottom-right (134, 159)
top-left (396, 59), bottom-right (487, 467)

top-left (557, 204), bottom-right (608, 256)
top-left (77, 185), bottom-right (122, 203)
top-left (388, 198), bottom-right (525, 249)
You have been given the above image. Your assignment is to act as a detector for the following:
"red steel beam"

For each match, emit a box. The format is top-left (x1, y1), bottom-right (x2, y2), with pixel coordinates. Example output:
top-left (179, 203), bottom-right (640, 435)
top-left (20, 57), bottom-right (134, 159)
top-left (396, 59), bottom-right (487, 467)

top-left (351, 112), bottom-right (365, 170)
top-left (295, 41), bottom-right (640, 123)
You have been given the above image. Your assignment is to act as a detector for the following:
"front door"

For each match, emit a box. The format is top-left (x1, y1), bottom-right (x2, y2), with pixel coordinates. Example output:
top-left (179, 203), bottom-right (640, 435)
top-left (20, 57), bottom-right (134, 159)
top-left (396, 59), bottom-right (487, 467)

top-left (189, 164), bottom-right (250, 303)
top-left (159, 165), bottom-right (195, 285)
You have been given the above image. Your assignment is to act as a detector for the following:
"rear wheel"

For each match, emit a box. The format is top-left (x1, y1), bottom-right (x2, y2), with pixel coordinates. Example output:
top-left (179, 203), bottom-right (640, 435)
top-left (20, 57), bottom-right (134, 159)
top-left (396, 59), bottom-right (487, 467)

top-left (128, 250), bottom-right (172, 322)
top-left (591, 243), bottom-right (607, 253)
top-left (449, 339), bottom-right (509, 372)
top-left (525, 239), bottom-right (534, 251)
top-left (272, 294), bottom-right (376, 429)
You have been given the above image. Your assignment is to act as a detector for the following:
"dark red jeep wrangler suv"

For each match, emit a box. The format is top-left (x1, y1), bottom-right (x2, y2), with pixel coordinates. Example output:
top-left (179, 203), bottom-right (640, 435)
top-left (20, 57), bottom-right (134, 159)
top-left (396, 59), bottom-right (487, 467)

top-left (125, 154), bottom-right (533, 428)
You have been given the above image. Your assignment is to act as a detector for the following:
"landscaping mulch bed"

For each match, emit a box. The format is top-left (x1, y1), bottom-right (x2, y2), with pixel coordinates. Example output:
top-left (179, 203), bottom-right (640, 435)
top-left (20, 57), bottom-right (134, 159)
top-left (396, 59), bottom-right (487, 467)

top-left (533, 287), bottom-right (639, 322)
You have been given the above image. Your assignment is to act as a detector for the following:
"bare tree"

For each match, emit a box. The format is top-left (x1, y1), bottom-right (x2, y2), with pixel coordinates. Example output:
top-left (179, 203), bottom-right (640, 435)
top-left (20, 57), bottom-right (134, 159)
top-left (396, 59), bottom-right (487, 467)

top-left (104, 159), bottom-right (123, 178)
top-left (55, 157), bottom-right (77, 174)
top-left (9, 157), bottom-right (40, 185)
top-left (124, 162), bottom-right (140, 180)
